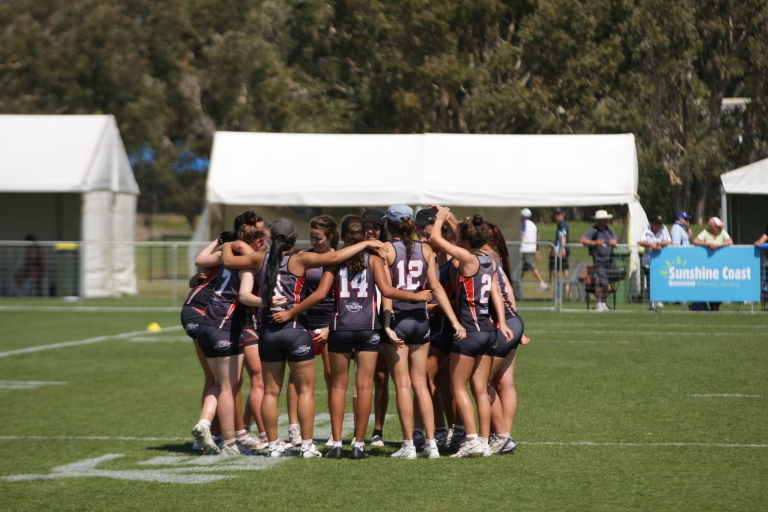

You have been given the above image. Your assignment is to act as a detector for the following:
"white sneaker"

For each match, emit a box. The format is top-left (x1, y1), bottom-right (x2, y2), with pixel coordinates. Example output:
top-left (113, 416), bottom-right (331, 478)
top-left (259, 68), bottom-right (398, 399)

top-left (250, 432), bottom-right (269, 450)
top-left (325, 436), bottom-right (335, 447)
top-left (300, 443), bottom-right (323, 458)
top-left (481, 441), bottom-right (494, 457)
top-left (489, 436), bottom-right (507, 454)
top-left (656, 301), bottom-right (664, 309)
top-left (499, 438), bottom-right (518, 454)
top-left (191, 439), bottom-right (202, 452)
top-left (450, 439), bottom-right (484, 458)
top-left (287, 425), bottom-right (302, 447)
top-left (219, 441), bottom-right (252, 456)
top-left (237, 433), bottom-right (259, 450)
top-left (419, 445), bottom-right (440, 459)
top-left (268, 442), bottom-right (289, 457)
top-left (191, 422), bottom-right (220, 455)
top-left (538, 282), bottom-right (549, 291)
top-left (391, 443), bottom-right (417, 459)
top-left (371, 435), bottom-right (385, 447)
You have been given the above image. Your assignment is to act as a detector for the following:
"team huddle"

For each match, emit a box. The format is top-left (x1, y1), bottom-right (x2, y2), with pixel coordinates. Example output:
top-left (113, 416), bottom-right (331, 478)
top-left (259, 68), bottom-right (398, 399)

top-left (183, 204), bottom-right (528, 459)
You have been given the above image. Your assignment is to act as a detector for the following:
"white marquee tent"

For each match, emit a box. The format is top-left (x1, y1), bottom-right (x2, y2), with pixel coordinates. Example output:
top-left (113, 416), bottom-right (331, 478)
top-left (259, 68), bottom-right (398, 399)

top-left (0, 115), bottom-right (139, 298)
top-left (720, 158), bottom-right (768, 244)
top-left (198, 131), bottom-right (648, 242)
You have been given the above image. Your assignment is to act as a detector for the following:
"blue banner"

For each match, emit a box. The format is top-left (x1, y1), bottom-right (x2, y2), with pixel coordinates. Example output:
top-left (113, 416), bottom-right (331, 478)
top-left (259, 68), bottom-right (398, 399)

top-left (650, 246), bottom-right (761, 302)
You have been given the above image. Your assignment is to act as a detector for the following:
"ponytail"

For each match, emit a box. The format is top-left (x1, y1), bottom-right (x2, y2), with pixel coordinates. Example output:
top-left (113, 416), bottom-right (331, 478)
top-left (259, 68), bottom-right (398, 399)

top-left (263, 232), bottom-right (296, 308)
top-left (387, 217), bottom-right (418, 262)
top-left (340, 216), bottom-right (366, 275)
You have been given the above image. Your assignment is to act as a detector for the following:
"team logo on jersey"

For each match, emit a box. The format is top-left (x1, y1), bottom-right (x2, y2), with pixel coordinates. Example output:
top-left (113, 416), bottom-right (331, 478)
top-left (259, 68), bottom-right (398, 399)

top-left (423, 329), bottom-right (431, 340)
top-left (292, 345), bottom-right (311, 356)
top-left (184, 323), bottom-right (198, 334)
top-left (213, 339), bottom-right (232, 350)
top-left (346, 301), bottom-right (363, 313)
top-left (478, 308), bottom-right (488, 315)
top-left (368, 333), bottom-right (381, 344)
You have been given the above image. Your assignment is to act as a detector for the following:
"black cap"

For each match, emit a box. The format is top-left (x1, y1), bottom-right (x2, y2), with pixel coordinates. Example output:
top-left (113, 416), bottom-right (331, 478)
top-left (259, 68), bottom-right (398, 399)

top-left (361, 209), bottom-right (385, 226)
top-left (271, 218), bottom-right (298, 239)
top-left (648, 214), bottom-right (663, 224)
top-left (414, 208), bottom-right (434, 226)
top-left (553, 208), bottom-right (566, 216)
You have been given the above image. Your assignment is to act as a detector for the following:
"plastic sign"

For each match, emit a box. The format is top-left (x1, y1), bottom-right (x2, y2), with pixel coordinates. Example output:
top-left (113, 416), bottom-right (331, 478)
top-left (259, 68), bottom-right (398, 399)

top-left (650, 246), bottom-right (761, 302)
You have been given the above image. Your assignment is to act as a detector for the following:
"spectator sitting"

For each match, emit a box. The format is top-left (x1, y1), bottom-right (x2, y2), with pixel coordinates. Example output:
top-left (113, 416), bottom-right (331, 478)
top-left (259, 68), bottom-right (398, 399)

top-left (637, 214), bottom-right (671, 311)
top-left (692, 217), bottom-right (733, 311)
top-left (579, 210), bottom-right (618, 312)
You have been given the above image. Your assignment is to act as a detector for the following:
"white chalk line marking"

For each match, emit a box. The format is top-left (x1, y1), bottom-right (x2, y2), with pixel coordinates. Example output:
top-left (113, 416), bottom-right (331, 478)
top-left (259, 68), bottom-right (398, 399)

top-left (1, 435), bottom-right (765, 448)
top-left (0, 326), bottom-right (183, 358)
top-left (530, 322), bottom-right (767, 329)
top-left (531, 340), bottom-right (633, 344)
top-left (530, 330), bottom-right (765, 337)
top-left (0, 381), bottom-right (67, 390)
top-left (687, 394), bottom-right (762, 398)
top-left (126, 336), bottom-right (190, 343)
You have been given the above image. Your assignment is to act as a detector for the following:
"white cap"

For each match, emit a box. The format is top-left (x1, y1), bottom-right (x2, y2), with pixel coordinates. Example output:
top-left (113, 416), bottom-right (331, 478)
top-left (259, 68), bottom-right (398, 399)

top-left (520, 208), bottom-right (532, 218)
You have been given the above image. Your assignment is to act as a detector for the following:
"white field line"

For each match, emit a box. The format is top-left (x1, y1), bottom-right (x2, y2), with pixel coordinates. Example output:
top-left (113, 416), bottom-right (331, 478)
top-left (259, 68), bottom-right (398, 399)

top-left (126, 337), bottom-right (190, 343)
top-left (0, 381), bottom-right (67, 390)
top-left (687, 394), bottom-right (762, 398)
top-left (0, 435), bottom-right (765, 448)
top-left (0, 326), bottom-right (183, 358)
top-left (530, 330), bottom-right (764, 337)
top-left (530, 323), bottom-right (766, 329)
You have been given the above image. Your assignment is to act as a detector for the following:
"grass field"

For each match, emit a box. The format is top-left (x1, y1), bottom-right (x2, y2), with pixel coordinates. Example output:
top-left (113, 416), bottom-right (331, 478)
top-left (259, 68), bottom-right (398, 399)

top-left (0, 310), bottom-right (766, 511)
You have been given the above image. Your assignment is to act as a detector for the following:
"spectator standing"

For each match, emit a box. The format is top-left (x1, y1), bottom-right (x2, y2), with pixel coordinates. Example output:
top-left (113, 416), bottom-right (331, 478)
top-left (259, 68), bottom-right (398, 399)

top-left (637, 214), bottom-right (671, 311)
top-left (15, 234), bottom-right (45, 297)
top-left (579, 210), bottom-right (618, 312)
top-left (670, 212), bottom-right (693, 246)
top-left (519, 208), bottom-right (548, 292)
top-left (548, 208), bottom-right (570, 295)
top-left (692, 217), bottom-right (733, 311)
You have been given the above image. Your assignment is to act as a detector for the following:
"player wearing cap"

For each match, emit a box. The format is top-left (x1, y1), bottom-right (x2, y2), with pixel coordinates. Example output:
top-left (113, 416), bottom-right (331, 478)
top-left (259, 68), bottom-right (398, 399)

top-left (415, 208), bottom-right (435, 242)
top-left (638, 214), bottom-right (671, 311)
top-left (430, 207), bottom-right (513, 457)
top-left (382, 204), bottom-right (465, 459)
top-left (221, 219), bottom-right (386, 458)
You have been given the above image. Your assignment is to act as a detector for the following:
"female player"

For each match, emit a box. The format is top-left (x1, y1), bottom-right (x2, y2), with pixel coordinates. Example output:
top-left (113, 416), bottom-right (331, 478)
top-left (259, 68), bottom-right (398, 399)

top-left (285, 215), bottom-right (339, 448)
top-left (430, 207), bottom-right (513, 457)
top-left (482, 221), bottom-right (529, 454)
top-left (221, 218), bottom-right (386, 458)
top-left (362, 209), bottom-right (389, 447)
top-left (190, 210), bottom-right (268, 455)
top-left (380, 204), bottom-right (465, 459)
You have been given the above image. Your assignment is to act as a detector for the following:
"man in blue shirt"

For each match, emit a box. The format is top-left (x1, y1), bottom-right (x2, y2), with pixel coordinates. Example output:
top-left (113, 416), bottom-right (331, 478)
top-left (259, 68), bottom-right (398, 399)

top-left (670, 212), bottom-right (692, 246)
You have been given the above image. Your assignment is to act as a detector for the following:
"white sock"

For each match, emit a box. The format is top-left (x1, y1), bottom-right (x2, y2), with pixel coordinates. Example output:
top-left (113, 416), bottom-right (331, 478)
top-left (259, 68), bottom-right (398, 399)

top-left (479, 437), bottom-right (489, 445)
top-left (333, 441), bottom-right (342, 448)
top-left (235, 430), bottom-right (247, 438)
top-left (403, 440), bottom-right (414, 448)
top-left (289, 423), bottom-right (300, 429)
top-left (259, 431), bottom-right (267, 439)
top-left (301, 439), bottom-right (313, 448)
top-left (426, 439), bottom-right (437, 448)
top-left (198, 419), bottom-right (211, 428)
top-left (353, 441), bottom-right (364, 449)
top-left (465, 433), bottom-right (478, 443)
top-left (223, 438), bottom-right (236, 447)
top-left (269, 440), bottom-right (279, 449)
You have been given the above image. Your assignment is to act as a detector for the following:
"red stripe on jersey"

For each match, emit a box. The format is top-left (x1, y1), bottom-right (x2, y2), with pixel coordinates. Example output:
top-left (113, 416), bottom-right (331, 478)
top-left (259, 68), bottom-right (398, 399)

top-left (219, 297), bottom-right (241, 329)
top-left (186, 267), bottom-right (219, 304)
top-left (292, 277), bottom-right (305, 329)
top-left (242, 329), bottom-right (258, 342)
top-left (462, 276), bottom-right (480, 331)
top-left (192, 306), bottom-right (206, 315)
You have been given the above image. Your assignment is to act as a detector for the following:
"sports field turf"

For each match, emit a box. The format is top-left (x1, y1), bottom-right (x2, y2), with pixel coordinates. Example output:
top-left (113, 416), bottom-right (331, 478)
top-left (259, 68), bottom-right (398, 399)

top-left (0, 310), bottom-right (766, 511)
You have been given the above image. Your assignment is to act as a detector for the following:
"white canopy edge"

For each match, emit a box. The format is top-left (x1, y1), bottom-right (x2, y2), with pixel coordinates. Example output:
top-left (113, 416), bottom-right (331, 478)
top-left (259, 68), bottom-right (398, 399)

top-left (720, 158), bottom-right (768, 195)
top-left (0, 115), bottom-right (139, 195)
top-left (207, 132), bottom-right (640, 207)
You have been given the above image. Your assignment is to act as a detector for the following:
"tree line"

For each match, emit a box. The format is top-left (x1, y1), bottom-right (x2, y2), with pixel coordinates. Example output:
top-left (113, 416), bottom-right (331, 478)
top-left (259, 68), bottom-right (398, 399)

top-left (1, 0), bottom-right (766, 225)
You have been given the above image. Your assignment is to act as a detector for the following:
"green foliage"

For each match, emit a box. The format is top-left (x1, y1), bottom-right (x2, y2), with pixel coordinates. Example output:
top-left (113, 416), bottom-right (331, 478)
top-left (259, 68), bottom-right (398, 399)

top-left (1, 0), bottom-right (766, 220)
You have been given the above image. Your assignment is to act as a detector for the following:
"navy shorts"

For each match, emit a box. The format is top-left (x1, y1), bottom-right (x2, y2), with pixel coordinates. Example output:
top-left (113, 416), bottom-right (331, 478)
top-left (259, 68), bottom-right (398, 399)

top-left (429, 329), bottom-right (454, 355)
top-left (241, 327), bottom-right (259, 348)
top-left (451, 330), bottom-right (497, 358)
top-left (197, 323), bottom-right (244, 358)
top-left (180, 305), bottom-right (206, 340)
top-left (494, 314), bottom-right (524, 358)
top-left (329, 330), bottom-right (382, 353)
top-left (386, 311), bottom-right (431, 345)
top-left (259, 327), bottom-right (314, 363)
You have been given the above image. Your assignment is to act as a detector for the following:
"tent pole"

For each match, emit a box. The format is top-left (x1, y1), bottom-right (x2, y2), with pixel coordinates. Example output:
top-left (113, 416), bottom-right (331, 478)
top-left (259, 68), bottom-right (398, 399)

top-left (720, 185), bottom-right (728, 231)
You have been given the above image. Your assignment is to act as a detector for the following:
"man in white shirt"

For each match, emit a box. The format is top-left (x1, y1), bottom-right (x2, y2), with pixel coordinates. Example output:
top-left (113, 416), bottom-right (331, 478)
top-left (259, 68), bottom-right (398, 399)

top-left (638, 214), bottom-right (672, 311)
top-left (520, 208), bottom-right (548, 291)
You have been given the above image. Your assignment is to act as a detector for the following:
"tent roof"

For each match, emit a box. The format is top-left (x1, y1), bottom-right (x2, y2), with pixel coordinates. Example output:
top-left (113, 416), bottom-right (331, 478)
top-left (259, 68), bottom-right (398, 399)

top-left (721, 158), bottom-right (768, 195)
top-left (0, 115), bottom-right (139, 195)
top-left (207, 132), bottom-right (639, 207)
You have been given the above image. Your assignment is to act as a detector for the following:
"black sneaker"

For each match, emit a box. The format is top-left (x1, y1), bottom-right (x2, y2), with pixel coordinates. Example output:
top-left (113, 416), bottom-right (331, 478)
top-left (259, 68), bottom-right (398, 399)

top-left (350, 446), bottom-right (370, 459)
top-left (326, 446), bottom-right (343, 459)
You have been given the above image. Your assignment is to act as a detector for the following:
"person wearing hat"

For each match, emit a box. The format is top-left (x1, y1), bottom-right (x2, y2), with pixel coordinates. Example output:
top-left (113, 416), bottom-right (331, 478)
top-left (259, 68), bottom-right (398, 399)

top-left (579, 210), bottom-right (619, 312)
top-left (670, 212), bottom-right (693, 246)
top-left (548, 208), bottom-right (570, 294)
top-left (415, 208), bottom-right (435, 242)
top-left (693, 217), bottom-right (732, 311)
top-left (362, 209), bottom-right (388, 243)
top-left (519, 208), bottom-right (548, 292)
top-left (637, 214), bottom-right (671, 311)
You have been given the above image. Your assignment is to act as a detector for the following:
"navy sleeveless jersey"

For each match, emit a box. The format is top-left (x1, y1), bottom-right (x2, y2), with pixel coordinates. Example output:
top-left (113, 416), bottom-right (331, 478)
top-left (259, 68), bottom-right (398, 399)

top-left (259, 252), bottom-right (308, 330)
top-left (455, 253), bottom-right (496, 332)
top-left (185, 266), bottom-right (220, 313)
top-left (304, 263), bottom-right (335, 328)
top-left (490, 255), bottom-right (515, 319)
top-left (201, 265), bottom-right (244, 331)
top-left (389, 240), bottom-right (428, 316)
top-left (333, 253), bottom-right (381, 331)
top-left (429, 258), bottom-right (453, 337)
